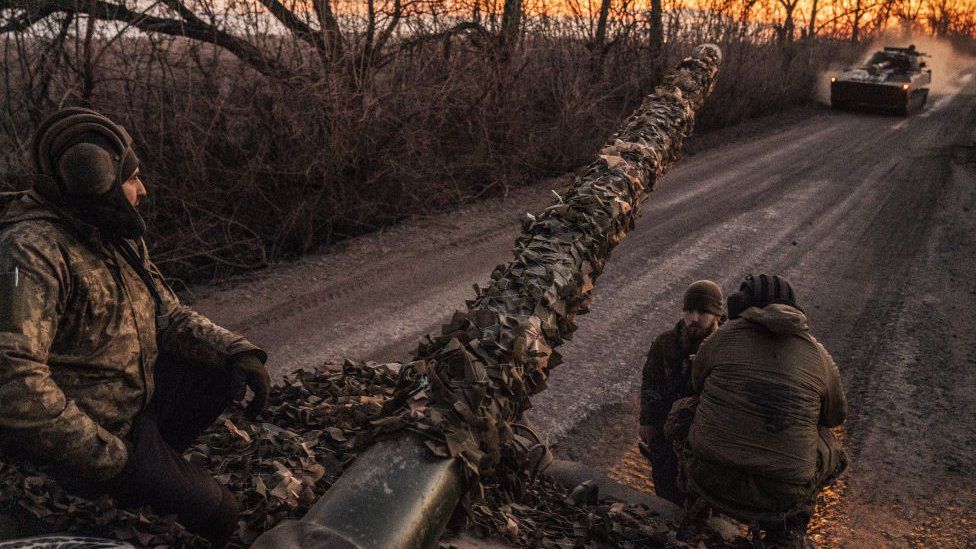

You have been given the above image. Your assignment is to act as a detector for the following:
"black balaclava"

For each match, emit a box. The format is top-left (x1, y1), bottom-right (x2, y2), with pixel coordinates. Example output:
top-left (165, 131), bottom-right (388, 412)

top-left (726, 273), bottom-right (801, 319)
top-left (30, 108), bottom-right (145, 239)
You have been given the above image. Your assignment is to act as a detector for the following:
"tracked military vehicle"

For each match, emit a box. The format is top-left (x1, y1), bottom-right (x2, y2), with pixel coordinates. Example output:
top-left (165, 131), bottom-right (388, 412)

top-left (831, 45), bottom-right (931, 115)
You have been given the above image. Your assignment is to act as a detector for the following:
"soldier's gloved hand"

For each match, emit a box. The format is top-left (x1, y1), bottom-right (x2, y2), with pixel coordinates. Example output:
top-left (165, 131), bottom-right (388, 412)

top-left (229, 354), bottom-right (271, 419)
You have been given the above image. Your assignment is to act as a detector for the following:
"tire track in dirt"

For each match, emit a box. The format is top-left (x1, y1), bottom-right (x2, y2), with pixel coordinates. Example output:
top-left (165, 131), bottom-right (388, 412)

top-left (803, 94), bottom-right (976, 548)
top-left (191, 110), bottom-right (849, 375)
top-left (192, 190), bottom-right (553, 371)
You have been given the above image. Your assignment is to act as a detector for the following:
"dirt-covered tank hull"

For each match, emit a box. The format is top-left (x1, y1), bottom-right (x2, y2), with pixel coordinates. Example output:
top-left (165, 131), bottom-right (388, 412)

top-left (830, 45), bottom-right (931, 116)
top-left (831, 80), bottom-right (928, 115)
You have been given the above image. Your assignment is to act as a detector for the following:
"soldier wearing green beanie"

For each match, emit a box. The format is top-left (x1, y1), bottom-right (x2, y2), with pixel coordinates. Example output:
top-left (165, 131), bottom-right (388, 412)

top-left (638, 279), bottom-right (724, 505)
top-left (0, 108), bottom-right (272, 547)
top-left (675, 274), bottom-right (847, 548)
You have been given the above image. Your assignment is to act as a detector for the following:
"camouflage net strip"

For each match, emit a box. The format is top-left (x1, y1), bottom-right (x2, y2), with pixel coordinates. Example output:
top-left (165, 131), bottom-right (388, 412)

top-left (464, 475), bottom-right (748, 549)
top-left (402, 44), bottom-right (722, 485)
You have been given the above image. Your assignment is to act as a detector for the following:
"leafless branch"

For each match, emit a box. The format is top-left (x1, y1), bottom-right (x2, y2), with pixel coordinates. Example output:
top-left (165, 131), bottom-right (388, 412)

top-left (1, 0), bottom-right (298, 81)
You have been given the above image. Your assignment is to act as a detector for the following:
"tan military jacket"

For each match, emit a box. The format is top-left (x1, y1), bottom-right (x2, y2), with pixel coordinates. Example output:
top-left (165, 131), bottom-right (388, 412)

top-left (0, 191), bottom-right (264, 482)
top-left (688, 304), bottom-right (847, 484)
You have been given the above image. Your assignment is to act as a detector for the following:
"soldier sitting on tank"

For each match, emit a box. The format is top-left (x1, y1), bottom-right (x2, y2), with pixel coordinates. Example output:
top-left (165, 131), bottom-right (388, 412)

top-left (671, 274), bottom-right (848, 548)
top-left (0, 108), bottom-right (272, 547)
top-left (638, 280), bottom-right (723, 506)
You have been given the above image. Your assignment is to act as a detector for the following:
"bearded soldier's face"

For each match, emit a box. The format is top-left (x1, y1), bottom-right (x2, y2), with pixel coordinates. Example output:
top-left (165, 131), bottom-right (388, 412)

top-left (122, 169), bottom-right (147, 207)
top-left (682, 309), bottom-right (719, 341)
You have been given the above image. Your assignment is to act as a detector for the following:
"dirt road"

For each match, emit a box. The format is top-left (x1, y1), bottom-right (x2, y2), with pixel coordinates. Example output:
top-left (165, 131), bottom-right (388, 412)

top-left (192, 75), bottom-right (976, 547)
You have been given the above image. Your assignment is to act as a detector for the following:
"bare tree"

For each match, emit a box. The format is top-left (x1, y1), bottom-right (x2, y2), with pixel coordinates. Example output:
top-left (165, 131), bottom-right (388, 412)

top-left (0, 1), bottom-right (304, 80)
top-left (925, 0), bottom-right (966, 35)
top-left (594, 0), bottom-right (613, 50)
top-left (649, 0), bottom-right (663, 54)
top-left (0, 0), bottom-right (499, 87)
top-left (773, 0), bottom-right (802, 42)
top-left (808, 0), bottom-right (821, 36)
top-left (849, 0), bottom-right (867, 42)
top-left (500, 0), bottom-right (522, 55)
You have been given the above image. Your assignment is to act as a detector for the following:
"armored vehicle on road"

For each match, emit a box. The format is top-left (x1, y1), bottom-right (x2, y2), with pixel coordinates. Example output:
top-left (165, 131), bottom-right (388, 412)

top-left (831, 45), bottom-right (931, 115)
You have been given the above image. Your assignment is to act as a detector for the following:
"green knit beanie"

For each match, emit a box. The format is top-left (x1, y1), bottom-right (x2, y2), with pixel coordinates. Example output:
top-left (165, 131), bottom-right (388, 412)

top-left (683, 280), bottom-right (724, 316)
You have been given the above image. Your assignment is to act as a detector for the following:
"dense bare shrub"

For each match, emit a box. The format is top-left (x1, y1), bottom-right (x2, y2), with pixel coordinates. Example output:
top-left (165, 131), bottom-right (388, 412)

top-left (0, 2), bottom-right (970, 281)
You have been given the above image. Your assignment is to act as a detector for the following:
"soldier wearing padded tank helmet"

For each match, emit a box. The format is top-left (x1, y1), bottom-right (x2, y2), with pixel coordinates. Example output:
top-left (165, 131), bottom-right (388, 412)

top-left (672, 274), bottom-right (848, 548)
top-left (0, 108), bottom-right (272, 547)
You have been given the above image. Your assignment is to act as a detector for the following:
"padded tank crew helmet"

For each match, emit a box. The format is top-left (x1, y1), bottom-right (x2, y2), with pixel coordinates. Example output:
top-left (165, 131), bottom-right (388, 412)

top-left (30, 107), bottom-right (146, 238)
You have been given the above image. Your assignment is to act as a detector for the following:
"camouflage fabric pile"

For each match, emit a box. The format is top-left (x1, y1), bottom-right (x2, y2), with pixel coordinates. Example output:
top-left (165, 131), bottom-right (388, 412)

top-left (0, 361), bottom-right (413, 547)
top-left (468, 476), bottom-right (674, 547)
top-left (462, 476), bottom-right (749, 549)
top-left (1, 361), bottom-right (739, 548)
top-left (0, 464), bottom-right (191, 547)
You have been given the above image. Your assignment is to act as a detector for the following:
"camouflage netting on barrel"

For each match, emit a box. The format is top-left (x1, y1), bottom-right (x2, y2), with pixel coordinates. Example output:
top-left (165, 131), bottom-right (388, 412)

top-left (393, 44), bottom-right (722, 490)
top-left (0, 45), bottom-right (725, 547)
top-left (0, 362), bottom-right (742, 548)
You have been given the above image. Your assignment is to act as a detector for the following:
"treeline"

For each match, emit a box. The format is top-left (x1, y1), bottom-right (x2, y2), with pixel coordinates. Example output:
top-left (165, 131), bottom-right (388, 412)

top-left (0, 0), bottom-right (972, 282)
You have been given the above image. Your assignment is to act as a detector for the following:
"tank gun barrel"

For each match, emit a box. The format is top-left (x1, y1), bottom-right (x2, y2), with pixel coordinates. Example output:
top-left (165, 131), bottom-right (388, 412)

top-left (867, 60), bottom-right (893, 73)
top-left (252, 43), bottom-right (723, 549)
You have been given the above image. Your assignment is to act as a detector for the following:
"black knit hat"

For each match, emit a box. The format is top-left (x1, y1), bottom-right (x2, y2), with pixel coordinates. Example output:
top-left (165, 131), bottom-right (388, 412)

top-left (727, 273), bottom-right (801, 319)
top-left (683, 280), bottom-right (724, 316)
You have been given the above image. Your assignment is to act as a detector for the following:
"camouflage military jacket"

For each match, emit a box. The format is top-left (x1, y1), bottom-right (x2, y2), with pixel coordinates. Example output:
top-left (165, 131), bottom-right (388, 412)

top-left (0, 191), bottom-right (264, 482)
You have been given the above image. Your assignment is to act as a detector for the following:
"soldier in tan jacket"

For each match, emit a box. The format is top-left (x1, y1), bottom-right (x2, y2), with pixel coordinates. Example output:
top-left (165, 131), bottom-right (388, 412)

top-left (676, 274), bottom-right (847, 548)
top-left (0, 108), bottom-right (271, 546)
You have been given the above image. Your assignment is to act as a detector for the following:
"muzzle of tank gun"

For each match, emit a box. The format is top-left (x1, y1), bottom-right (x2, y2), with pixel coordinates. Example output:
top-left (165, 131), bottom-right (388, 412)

top-left (251, 43), bottom-right (723, 549)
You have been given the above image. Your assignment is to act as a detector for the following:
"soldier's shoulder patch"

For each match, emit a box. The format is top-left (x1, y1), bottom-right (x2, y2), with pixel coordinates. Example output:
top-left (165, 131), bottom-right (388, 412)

top-left (0, 265), bottom-right (27, 330)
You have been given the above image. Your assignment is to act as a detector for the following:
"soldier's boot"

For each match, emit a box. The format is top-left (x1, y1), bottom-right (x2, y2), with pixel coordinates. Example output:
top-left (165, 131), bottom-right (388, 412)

top-left (675, 493), bottom-right (710, 542)
top-left (763, 511), bottom-right (811, 549)
top-left (196, 483), bottom-right (240, 548)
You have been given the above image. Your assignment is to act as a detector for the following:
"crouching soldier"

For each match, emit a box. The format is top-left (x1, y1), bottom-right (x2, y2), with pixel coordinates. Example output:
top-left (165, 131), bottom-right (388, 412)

top-left (678, 274), bottom-right (848, 548)
top-left (638, 280), bottom-right (723, 505)
top-left (0, 108), bottom-right (271, 547)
